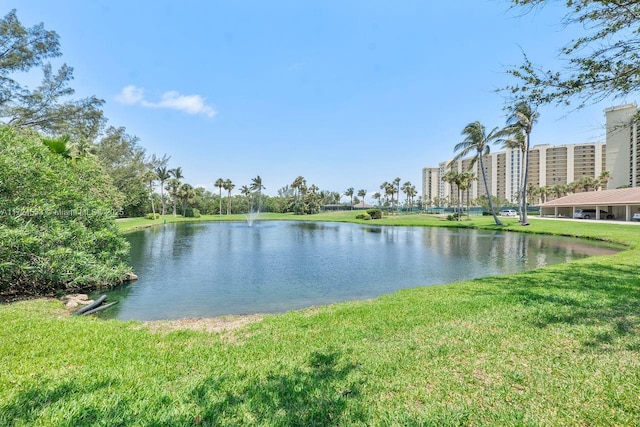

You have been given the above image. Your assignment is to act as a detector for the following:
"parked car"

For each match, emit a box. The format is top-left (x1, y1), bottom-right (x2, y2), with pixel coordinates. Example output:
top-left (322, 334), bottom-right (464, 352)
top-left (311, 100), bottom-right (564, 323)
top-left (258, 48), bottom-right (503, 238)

top-left (633, 212), bottom-right (640, 222)
top-left (573, 209), bottom-right (614, 220)
top-left (499, 209), bottom-right (518, 217)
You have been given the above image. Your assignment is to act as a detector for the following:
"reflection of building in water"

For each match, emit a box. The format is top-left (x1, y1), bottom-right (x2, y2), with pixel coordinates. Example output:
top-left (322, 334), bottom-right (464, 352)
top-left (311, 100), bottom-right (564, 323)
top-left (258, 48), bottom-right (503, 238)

top-left (422, 102), bottom-right (640, 205)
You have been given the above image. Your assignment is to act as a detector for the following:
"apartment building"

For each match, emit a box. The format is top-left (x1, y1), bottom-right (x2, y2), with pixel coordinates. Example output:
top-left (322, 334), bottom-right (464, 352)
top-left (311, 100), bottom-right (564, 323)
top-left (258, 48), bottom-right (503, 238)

top-left (605, 103), bottom-right (639, 188)
top-left (422, 102), bottom-right (638, 205)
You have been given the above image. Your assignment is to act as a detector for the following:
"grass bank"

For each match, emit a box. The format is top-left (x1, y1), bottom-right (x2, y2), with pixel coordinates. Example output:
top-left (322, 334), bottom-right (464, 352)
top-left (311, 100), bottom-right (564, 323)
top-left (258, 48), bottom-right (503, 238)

top-left (2, 215), bottom-right (639, 425)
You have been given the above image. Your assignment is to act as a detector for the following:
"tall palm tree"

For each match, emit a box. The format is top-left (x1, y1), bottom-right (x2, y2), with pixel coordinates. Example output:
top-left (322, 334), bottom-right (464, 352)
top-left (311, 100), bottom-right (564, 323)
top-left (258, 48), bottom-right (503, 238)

top-left (372, 192), bottom-right (381, 207)
top-left (143, 169), bottom-right (157, 217)
top-left (250, 175), bottom-right (266, 212)
top-left (344, 187), bottom-right (355, 209)
top-left (452, 121), bottom-right (504, 226)
top-left (458, 172), bottom-right (475, 219)
top-left (166, 178), bottom-right (181, 216)
top-left (505, 101), bottom-right (539, 226)
top-left (393, 177), bottom-right (401, 212)
top-left (214, 178), bottom-right (224, 215)
top-left (223, 179), bottom-right (234, 215)
top-left (155, 166), bottom-right (171, 215)
top-left (240, 185), bottom-right (251, 211)
top-left (170, 167), bottom-right (184, 181)
top-left (442, 169), bottom-right (463, 221)
top-left (357, 189), bottom-right (367, 208)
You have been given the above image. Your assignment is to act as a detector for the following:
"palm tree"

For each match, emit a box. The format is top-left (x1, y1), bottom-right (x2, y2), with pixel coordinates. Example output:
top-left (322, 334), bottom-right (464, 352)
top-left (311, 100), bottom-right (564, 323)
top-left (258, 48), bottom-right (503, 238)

top-left (178, 183), bottom-right (195, 216)
top-left (240, 184), bottom-right (251, 205)
top-left (170, 166), bottom-right (184, 181)
top-left (166, 178), bottom-right (181, 216)
top-left (344, 187), bottom-right (355, 209)
top-left (401, 181), bottom-right (416, 212)
top-left (357, 189), bottom-right (367, 208)
top-left (250, 175), bottom-right (266, 212)
top-left (452, 121), bottom-right (504, 226)
top-left (459, 172), bottom-right (475, 219)
top-left (442, 169), bottom-right (463, 221)
top-left (597, 170), bottom-right (612, 190)
top-left (505, 101), bottom-right (539, 226)
top-left (155, 166), bottom-right (171, 215)
top-left (223, 179), bottom-right (234, 215)
top-left (143, 169), bottom-right (157, 217)
top-left (214, 178), bottom-right (224, 215)
top-left (393, 177), bottom-right (401, 212)
top-left (579, 176), bottom-right (599, 192)
top-left (372, 192), bottom-right (382, 207)
top-left (551, 184), bottom-right (566, 200)
top-left (41, 134), bottom-right (72, 158)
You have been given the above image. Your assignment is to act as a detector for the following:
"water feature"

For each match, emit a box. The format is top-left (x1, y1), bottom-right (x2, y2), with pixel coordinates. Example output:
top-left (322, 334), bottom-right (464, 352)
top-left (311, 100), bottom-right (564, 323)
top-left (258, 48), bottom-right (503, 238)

top-left (99, 221), bottom-right (620, 321)
top-left (244, 195), bottom-right (260, 226)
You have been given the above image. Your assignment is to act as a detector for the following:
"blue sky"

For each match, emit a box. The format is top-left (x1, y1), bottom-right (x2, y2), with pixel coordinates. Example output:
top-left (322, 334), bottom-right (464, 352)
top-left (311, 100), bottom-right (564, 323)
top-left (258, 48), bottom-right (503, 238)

top-left (11, 1), bottom-right (633, 200)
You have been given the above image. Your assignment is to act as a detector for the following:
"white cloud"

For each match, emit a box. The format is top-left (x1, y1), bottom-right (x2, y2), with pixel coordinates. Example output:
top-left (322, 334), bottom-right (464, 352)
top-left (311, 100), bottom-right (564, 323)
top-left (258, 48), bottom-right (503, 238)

top-left (115, 85), bottom-right (145, 104)
top-left (115, 85), bottom-right (217, 118)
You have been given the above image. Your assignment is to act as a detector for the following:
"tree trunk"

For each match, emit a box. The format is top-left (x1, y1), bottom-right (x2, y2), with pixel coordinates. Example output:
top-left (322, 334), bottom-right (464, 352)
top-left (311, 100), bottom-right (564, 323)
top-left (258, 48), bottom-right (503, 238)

top-left (480, 155), bottom-right (503, 226)
top-left (521, 134), bottom-right (531, 226)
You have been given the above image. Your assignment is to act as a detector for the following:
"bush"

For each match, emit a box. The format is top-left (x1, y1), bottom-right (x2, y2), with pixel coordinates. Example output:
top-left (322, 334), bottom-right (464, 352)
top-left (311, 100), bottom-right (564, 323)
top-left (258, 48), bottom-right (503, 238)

top-left (184, 208), bottom-right (201, 218)
top-left (366, 209), bottom-right (383, 219)
top-left (145, 213), bottom-right (160, 220)
top-left (0, 127), bottom-right (130, 297)
top-left (447, 213), bottom-right (460, 221)
top-left (356, 213), bottom-right (372, 220)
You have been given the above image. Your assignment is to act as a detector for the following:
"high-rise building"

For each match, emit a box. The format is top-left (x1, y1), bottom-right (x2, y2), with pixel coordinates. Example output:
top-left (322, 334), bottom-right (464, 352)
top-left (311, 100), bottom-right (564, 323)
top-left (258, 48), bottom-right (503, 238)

top-left (605, 103), bottom-right (639, 188)
top-left (422, 102), bottom-right (636, 206)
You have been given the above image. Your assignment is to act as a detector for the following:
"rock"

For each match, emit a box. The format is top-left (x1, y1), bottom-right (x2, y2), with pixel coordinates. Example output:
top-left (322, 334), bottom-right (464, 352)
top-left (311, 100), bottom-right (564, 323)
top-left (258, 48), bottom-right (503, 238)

top-left (63, 294), bottom-right (93, 309)
top-left (123, 272), bottom-right (138, 281)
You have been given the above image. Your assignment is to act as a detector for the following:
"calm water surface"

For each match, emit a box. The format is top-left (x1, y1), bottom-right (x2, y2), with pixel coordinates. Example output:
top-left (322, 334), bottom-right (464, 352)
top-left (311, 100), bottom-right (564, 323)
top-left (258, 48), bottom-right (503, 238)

top-left (100, 221), bottom-right (619, 320)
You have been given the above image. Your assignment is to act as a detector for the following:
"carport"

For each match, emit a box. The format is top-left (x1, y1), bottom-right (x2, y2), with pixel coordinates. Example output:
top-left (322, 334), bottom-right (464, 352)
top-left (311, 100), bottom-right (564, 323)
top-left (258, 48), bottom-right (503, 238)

top-left (539, 187), bottom-right (640, 221)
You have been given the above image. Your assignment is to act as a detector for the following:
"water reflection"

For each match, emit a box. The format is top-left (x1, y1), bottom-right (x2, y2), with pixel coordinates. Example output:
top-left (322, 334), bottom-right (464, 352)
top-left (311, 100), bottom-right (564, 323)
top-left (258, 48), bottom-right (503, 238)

top-left (99, 221), bottom-right (620, 321)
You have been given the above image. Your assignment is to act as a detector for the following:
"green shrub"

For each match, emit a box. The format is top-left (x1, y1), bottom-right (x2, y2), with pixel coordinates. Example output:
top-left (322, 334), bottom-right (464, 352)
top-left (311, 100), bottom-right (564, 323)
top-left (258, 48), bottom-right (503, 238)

top-left (145, 213), bottom-right (160, 220)
top-left (366, 209), bottom-right (383, 219)
top-left (184, 208), bottom-right (201, 218)
top-left (0, 126), bottom-right (130, 296)
top-left (356, 213), bottom-right (372, 220)
top-left (447, 213), bottom-right (460, 221)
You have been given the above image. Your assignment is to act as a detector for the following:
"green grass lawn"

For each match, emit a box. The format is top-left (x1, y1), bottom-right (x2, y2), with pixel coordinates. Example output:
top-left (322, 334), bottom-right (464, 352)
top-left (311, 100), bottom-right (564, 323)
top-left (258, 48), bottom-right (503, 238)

top-left (2, 214), bottom-right (640, 425)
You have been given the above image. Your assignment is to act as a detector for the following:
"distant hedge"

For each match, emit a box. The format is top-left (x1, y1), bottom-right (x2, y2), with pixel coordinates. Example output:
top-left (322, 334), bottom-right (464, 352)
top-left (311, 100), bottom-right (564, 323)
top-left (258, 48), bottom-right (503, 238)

top-left (0, 127), bottom-right (130, 298)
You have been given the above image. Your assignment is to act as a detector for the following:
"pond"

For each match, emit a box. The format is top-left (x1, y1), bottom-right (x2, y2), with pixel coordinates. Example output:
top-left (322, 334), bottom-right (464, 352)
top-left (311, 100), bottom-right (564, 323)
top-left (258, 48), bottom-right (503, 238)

top-left (99, 221), bottom-right (620, 320)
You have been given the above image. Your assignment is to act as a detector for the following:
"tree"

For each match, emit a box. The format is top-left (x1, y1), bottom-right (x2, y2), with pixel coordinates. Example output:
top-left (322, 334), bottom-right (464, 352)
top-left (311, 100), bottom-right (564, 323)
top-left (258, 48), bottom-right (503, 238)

top-left (452, 121), bottom-right (504, 226)
top-left (373, 192), bottom-right (381, 207)
top-left (505, 1), bottom-right (640, 108)
top-left (155, 166), bottom-right (171, 215)
top-left (357, 189), bottom-right (367, 208)
top-left (0, 10), bottom-right (61, 106)
top-left (442, 169), bottom-right (464, 221)
top-left (504, 101), bottom-right (539, 225)
top-left (0, 11), bottom-right (105, 140)
top-left (223, 179), bottom-right (234, 215)
top-left (344, 187), bottom-right (355, 210)
top-left (0, 126), bottom-right (130, 294)
top-left (393, 177), bottom-right (401, 212)
top-left (291, 176), bottom-right (306, 214)
top-left (215, 178), bottom-right (224, 215)
top-left (143, 169), bottom-right (157, 217)
top-left (250, 175), bottom-right (266, 212)
top-left (598, 170), bottom-right (612, 190)
top-left (95, 126), bottom-right (148, 217)
top-left (166, 178), bottom-right (181, 216)
top-left (179, 183), bottom-right (196, 216)
top-left (458, 173), bottom-right (475, 219)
